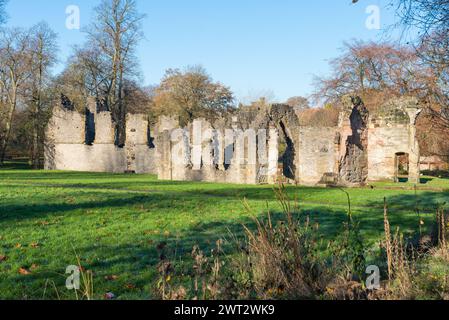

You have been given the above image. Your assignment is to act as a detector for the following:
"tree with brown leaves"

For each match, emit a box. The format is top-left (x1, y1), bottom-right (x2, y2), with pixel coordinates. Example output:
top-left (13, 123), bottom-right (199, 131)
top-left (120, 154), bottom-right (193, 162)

top-left (152, 66), bottom-right (235, 126)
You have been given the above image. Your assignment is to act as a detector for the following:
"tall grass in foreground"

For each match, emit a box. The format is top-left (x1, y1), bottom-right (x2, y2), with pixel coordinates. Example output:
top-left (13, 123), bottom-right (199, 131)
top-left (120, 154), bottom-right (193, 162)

top-left (152, 184), bottom-right (449, 300)
top-left (43, 250), bottom-right (94, 300)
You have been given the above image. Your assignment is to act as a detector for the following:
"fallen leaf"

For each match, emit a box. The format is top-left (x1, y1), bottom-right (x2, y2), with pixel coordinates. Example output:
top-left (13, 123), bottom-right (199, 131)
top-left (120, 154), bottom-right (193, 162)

top-left (104, 275), bottom-right (119, 281)
top-left (30, 242), bottom-right (40, 248)
top-left (104, 292), bottom-right (116, 300)
top-left (15, 243), bottom-right (22, 249)
top-left (65, 197), bottom-right (76, 204)
top-left (19, 267), bottom-right (31, 275)
top-left (0, 255), bottom-right (7, 262)
top-left (125, 283), bottom-right (136, 290)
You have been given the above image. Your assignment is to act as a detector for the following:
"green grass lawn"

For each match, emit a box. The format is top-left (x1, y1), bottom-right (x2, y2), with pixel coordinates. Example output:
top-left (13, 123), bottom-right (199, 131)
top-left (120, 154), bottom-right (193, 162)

top-left (0, 162), bottom-right (448, 300)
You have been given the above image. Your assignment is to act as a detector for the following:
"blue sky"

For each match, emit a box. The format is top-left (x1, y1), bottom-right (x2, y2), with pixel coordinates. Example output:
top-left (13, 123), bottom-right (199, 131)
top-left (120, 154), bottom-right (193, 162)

top-left (5, 0), bottom-right (397, 103)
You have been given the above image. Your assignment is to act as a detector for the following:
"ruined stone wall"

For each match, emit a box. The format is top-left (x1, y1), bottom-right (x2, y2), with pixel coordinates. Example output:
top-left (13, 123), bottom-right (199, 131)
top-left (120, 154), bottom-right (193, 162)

top-left (155, 98), bottom-right (422, 186)
top-left (156, 115), bottom-right (280, 185)
top-left (45, 96), bottom-right (421, 185)
top-left (297, 127), bottom-right (340, 186)
top-left (45, 102), bottom-right (156, 174)
top-left (338, 97), bottom-right (370, 185)
top-left (367, 97), bottom-right (421, 183)
top-left (367, 127), bottom-right (410, 180)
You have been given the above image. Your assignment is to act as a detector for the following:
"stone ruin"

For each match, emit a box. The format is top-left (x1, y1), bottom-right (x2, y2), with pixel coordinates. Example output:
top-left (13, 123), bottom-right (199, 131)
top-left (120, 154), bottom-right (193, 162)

top-left (45, 95), bottom-right (422, 185)
top-left (45, 98), bottom-right (156, 174)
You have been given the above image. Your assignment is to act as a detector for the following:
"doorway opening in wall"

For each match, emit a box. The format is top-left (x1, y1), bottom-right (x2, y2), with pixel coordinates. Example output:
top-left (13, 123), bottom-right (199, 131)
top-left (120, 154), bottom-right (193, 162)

top-left (147, 124), bottom-right (156, 149)
top-left (85, 108), bottom-right (95, 146)
top-left (277, 121), bottom-right (295, 183)
top-left (395, 152), bottom-right (410, 183)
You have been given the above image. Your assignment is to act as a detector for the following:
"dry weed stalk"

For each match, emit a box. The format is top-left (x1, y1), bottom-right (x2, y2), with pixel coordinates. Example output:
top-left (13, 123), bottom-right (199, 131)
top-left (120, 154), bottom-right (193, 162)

top-left (383, 197), bottom-right (393, 280)
top-left (240, 183), bottom-right (328, 299)
top-left (436, 206), bottom-right (447, 248)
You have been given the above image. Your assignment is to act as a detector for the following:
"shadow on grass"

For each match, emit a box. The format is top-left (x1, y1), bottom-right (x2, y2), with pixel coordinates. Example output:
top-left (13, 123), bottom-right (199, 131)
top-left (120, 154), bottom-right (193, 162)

top-left (0, 161), bottom-right (32, 170)
top-left (3, 208), bottom-right (350, 297)
top-left (2, 179), bottom-right (447, 224)
top-left (2, 191), bottom-right (444, 299)
top-left (2, 166), bottom-right (448, 299)
top-left (0, 191), bottom-right (181, 221)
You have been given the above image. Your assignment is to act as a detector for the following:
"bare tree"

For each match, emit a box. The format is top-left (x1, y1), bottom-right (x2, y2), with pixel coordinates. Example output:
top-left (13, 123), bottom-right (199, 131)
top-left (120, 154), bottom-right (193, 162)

top-left (393, 0), bottom-right (448, 43)
top-left (312, 41), bottom-right (432, 108)
top-left (26, 22), bottom-right (58, 168)
top-left (393, 0), bottom-right (449, 119)
top-left (56, 45), bottom-right (109, 113)
top-left (0, 28), bottom-right (32, 165)
top-left (313, 40), bottom-right (449, 158)
top-left (85, 0), bottom-right (145, 146)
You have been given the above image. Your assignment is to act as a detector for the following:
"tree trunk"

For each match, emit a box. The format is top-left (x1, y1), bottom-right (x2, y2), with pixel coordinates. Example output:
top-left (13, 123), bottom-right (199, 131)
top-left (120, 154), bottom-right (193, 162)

top-left (31, 107), bottom-right (39, 169)
top-left (0, 100), bottom-right (15, 165)
top-left (117, 64), bottom-right (126, 147)
top-left (32, 62), bottom-right (43, 169)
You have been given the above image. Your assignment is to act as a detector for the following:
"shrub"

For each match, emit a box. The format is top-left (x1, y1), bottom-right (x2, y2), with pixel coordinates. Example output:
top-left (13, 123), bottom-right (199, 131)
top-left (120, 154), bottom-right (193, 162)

top-left (151, 187), bottom-right (449, 300)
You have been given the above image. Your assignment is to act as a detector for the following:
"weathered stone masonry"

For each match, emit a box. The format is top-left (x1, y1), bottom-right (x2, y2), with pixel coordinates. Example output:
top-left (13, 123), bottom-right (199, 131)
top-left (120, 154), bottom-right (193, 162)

top-left (45, 96), bottom-right (422, 185)
top-left (45, 99), bottom-right (156, 174)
